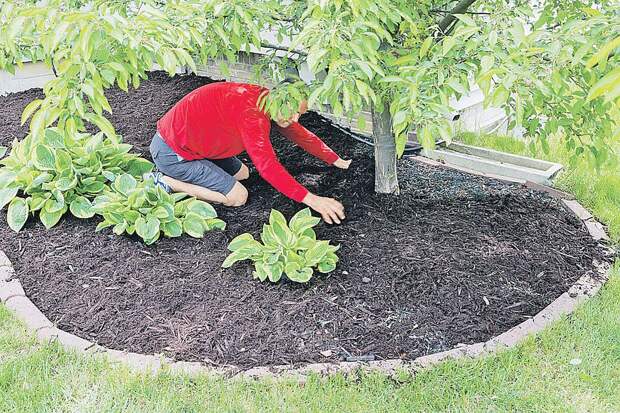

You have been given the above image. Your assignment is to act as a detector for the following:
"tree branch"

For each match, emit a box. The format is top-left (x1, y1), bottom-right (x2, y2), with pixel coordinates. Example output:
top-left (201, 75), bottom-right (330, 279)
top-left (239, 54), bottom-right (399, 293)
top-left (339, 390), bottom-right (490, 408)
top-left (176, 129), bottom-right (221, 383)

top-left (260, 42), bottom-right (307, 57)
top-left (438, 0), bottom-right (479, 35)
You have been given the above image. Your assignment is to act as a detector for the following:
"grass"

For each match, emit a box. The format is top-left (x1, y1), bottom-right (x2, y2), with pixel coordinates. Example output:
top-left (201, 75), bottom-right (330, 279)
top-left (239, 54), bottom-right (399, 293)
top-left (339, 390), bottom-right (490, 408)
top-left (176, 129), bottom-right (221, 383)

top-left (1, 265), bottom-right (619, 412)
top-left (1, 132), bottom-right (619, 412)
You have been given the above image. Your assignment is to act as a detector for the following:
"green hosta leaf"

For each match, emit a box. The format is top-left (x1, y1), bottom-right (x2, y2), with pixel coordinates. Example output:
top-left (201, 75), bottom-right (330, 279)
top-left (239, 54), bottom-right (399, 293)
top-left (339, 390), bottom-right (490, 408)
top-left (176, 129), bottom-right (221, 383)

top-left (253, 262), bottom-right (269, 282)
top-left (0, 146), bottom-right (7, 159)
top-left (296, 236), bottom-right (316, 250)
top-left (172, 192), bottom-right (189, 202)
top-left (228, 233), bottom-right (257, 251)
top-left (102, 171), bottom-right (116, 182)
top-left (43, 129), bottom-right (65, 148)
top-left (70, 196), bottom-right (95, 218)
top-left (33, 144), bottom-right (56, 170)
top-left (114, 173), bottom-right (137, 196)
top-left (304, 241), bottom-right (331, 267)
top-left (126, 158), bottom-right (153, 176)
top-left (265, 262), bottom-right (284, 283)
top-left (317, 260), bottom-right (337, 274)
top-left (0, 187), bottom-right (18, 210)
top-left (205, 218), bottom-right (226, 231)
top-left (135, 216), bottom-right (160, 242)
top-left (261, 223), bottom-right (278, 245)
top-left (113, 221), bottom-right (127, 235)
top-left (302, 227), bottom-right (317, 240)
top-left (40, 205), bottom-right (65, 229)
top-left (28, 195), bottom-right (48, 212)
top-left (55, 149), bottom-right (73, 171)
top-left (21, 99), bottom-right (43, 125)
top-left (82, 180), bottom-right (106, 193)
top-left (44, 197), bottom-right (65, 214)
top-left (183, 214), bottom-right (205, 238)
top-left (290, 214), bottom-right (321, 235)
top-left (268, 209), bottom-right (287, 227)
top-left (7, 197), bottom-right (29, 232)
top-left (285, 262), bottom-right (313, 283)
top-left (95, 220), bottom-right (114, 232)
top-left (152, 206), bottom-right (172, 220)
top-left (0, 170), bottom-right (17, 189)
top-left (271, 221), bottom-right (294, 247)
top-left (222, 249), bottom-right (253, 268)
top-left (162, 219), bottom-right (183, 237)
top-left (56, 176), bottom-right (77, 191)
top-left (187, 200), bottom-right (217, 219)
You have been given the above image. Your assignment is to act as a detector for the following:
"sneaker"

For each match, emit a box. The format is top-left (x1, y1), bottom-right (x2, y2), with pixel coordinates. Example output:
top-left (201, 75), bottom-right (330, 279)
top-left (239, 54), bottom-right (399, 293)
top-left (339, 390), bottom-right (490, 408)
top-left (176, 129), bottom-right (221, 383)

top-left (143, 171), bottom-right (172, 193)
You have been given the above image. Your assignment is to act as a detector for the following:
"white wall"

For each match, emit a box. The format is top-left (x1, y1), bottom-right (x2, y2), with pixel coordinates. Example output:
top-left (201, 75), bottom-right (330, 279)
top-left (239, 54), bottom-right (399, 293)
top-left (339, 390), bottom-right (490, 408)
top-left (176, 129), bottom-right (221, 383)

top-left (0, 62), bottom-right (55, 95)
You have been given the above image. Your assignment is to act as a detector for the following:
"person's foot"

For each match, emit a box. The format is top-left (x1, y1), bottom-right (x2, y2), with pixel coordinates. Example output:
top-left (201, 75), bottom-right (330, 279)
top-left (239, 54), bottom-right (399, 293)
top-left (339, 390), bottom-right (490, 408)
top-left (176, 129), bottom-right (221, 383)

top-left (143, 171), bottom-right (172, 193)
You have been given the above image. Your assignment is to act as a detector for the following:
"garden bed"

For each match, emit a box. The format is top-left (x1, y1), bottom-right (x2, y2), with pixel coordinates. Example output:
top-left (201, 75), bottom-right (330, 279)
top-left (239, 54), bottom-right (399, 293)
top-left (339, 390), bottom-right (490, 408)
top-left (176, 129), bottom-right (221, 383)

top-left (0, 72), bottom-right (607, 369)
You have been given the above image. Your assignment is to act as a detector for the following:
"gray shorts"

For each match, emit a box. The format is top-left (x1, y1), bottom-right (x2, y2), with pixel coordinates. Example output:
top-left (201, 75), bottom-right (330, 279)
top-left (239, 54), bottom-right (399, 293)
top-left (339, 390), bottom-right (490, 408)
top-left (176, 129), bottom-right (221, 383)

top-left (149, 132), bottom-right (242, 195)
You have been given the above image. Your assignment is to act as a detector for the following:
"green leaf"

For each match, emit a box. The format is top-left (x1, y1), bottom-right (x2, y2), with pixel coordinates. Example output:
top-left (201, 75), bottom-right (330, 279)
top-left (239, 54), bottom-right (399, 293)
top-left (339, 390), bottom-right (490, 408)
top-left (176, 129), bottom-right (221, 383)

top-left (265, 262), bottom-right (284, 282)
top-left (183, 215), bottom-right (205, 238)
top-left (587, 67), bottom-right (620, 102)
top-left (586, 36), bottom-right (620, 69)
top-left (206, 218), bottom-right (226, 231)
top-left (268, 209), bottom-right (287, 227)
top-left (33, 144), bottom-right (56, 170)
top-left (127, 158), bottom-right (153, 176)
top-left (136, 216), bottom-right (160, 242)
top-left (163, 219), bottom-right (183, 237)
top-left (228, 233), bottom-right (257, 251)
top-left (7, 197), bottom-right (28, 232)
top-left (0, 187), bottom-right (19, 210)
top-left (70, 196), bottom-right (95, 218)
top-left (21, 99), bottom-right (43, 125)
top-left (40, 206), bottom-right (65, 229)
top-left (317, 260), bottom-right (337, 273)
top-left (419, 37), bottom-right (433, 59)
top-left (187, 200), bottom-right (217, 219)
top-left (222, 249), bottom-right (252, 268)
top-left (114, 173), bottom-right (137, 196)
top-left (304, 241), bottom-right (331, 267)
top-left (285, 262), bottom-right (313, 283)
top-left (289, 212), bottom-right (321, 235)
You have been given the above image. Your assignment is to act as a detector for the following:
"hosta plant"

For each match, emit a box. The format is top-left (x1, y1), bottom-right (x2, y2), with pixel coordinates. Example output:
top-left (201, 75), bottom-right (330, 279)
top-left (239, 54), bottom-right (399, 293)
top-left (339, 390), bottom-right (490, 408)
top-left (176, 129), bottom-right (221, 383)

top-left (93, 173), bottom-right (225, 245)
top-left (222, 208), bottom-right (339, 283)
top-left (0, 128), bottom-right (152, 232)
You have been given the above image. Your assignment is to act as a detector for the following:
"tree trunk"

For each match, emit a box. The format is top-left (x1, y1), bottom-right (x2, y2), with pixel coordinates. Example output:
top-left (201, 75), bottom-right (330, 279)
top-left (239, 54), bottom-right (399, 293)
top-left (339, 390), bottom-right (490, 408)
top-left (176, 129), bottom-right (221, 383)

top-left (371, 106), bottom-right (399, 194)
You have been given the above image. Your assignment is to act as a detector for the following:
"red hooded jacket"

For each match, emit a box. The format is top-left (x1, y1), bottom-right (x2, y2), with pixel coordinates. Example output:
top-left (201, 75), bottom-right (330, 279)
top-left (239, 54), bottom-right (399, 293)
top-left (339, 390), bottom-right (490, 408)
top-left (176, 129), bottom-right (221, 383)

top-left (157, 82), bottom-right (339, 202)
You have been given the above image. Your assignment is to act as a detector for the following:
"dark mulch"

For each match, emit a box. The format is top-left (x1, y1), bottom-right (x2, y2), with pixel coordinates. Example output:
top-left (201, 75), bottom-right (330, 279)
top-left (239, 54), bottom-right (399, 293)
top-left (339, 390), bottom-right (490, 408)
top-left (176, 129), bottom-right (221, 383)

top-left (0, 72), bottom-right (607, 369)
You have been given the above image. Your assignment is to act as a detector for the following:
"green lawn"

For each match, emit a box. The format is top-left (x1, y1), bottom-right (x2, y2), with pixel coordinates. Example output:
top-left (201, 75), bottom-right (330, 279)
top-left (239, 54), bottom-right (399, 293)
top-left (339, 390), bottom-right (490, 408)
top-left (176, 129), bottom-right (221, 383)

top-left (1, 133), bottom-right (619, 412)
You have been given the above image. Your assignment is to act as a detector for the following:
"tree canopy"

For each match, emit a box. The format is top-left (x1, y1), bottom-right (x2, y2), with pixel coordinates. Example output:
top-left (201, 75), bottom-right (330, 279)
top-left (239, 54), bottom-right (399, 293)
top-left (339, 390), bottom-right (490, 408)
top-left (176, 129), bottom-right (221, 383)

top-left (0, 0), bottom-right (618, 194)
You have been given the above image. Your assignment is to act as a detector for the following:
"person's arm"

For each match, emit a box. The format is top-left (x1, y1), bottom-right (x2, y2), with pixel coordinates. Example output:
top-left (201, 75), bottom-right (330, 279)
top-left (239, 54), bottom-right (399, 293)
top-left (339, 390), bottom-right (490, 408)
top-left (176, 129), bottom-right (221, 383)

top-left (241, 114), bottom-right (310, 203)
top-left (241, 113), bottom-right (346, 223)
top-left (275, 122), bottom-right (340, 165)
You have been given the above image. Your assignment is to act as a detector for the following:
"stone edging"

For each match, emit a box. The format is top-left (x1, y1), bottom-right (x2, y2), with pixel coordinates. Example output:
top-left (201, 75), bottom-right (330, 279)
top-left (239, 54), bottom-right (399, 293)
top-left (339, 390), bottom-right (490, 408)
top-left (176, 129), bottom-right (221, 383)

top-left (0, 197), bottom-right (613, 382)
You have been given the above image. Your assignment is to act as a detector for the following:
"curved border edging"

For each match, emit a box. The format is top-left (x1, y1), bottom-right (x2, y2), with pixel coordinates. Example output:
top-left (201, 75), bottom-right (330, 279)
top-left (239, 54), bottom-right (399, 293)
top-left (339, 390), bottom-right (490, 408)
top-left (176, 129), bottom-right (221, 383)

top-left (0, 198), bottom-right (613, 382)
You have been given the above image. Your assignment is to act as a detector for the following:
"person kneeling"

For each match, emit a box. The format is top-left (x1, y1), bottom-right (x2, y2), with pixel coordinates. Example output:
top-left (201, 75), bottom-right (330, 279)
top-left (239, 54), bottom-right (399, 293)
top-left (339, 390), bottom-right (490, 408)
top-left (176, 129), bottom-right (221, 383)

top-left (147, 81), bottom-right (351, 224)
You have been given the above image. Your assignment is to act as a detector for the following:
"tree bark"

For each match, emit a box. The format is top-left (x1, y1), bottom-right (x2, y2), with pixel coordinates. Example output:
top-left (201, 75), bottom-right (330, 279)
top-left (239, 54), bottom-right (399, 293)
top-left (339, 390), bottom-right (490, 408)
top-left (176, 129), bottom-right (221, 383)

top-left (371, 106), bottom-right (399, 194)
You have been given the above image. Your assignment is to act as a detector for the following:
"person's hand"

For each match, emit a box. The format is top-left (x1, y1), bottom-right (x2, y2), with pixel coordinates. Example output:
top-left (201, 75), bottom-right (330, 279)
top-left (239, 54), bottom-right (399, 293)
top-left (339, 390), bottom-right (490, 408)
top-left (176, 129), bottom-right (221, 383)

top-left (333, 158), bottom-right (352, 169)
top-left (302, 192), bottom-right (345, 224)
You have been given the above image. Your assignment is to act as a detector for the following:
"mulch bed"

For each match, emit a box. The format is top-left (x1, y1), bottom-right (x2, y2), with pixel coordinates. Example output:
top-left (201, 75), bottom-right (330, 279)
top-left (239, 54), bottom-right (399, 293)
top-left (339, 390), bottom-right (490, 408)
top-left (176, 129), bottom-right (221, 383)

top-left (0, 72), bottom-right (607, 369)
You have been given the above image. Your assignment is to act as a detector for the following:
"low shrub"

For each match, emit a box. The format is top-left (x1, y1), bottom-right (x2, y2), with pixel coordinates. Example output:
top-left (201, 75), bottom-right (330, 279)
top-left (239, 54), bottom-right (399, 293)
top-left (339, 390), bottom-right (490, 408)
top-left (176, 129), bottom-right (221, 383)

top-left (222, 208), bottom-right (339, 283)
top-left (93, 174), bottom-right (225, 245)
top-left (0, 128), bottom-right (151, 231)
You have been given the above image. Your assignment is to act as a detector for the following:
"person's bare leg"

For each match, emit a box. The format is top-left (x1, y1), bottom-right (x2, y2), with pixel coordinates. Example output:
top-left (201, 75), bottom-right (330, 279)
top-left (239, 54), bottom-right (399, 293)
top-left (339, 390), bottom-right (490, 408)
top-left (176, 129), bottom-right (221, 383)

top-left (160, 175), bottom-right (228, 204)
top-left (233, 163), bottom-right (250, 181)
top-left (160, 175), bottom-right (248, 207)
